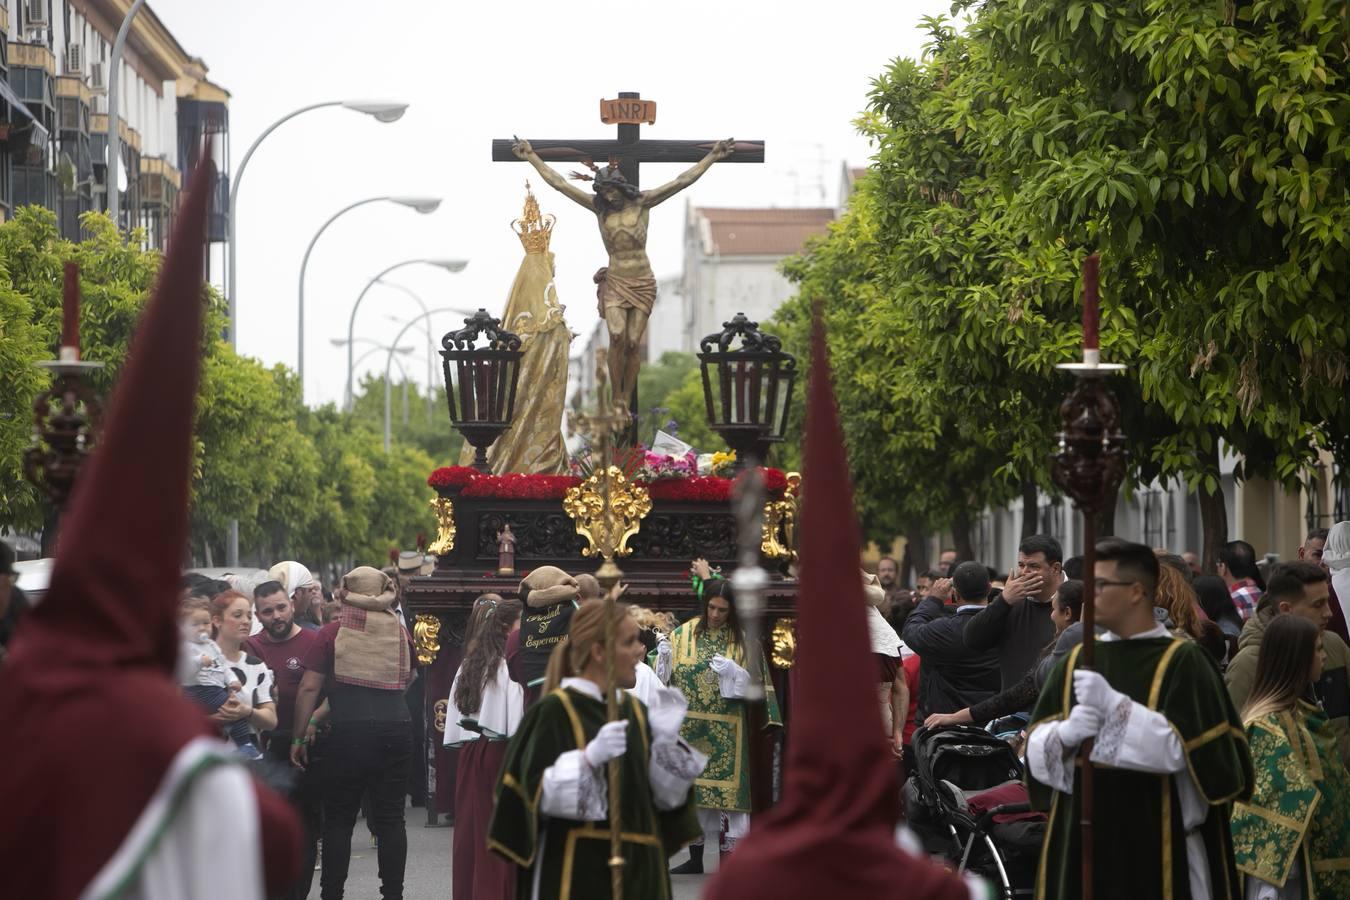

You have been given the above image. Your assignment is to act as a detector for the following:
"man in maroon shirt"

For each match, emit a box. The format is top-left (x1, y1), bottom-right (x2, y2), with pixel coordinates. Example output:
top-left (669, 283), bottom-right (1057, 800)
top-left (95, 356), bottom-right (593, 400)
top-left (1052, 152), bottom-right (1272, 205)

top-left (248, 580), bottom-right (323, 900)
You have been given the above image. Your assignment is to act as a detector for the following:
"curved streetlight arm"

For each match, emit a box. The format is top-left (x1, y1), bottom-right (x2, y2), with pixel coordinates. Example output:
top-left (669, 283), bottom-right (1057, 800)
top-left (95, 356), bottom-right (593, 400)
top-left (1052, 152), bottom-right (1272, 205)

top-left (384, 306), bottom-right (477, 451)
top-left (298, 196), bottom-right (395, 394)
top-left (106, 0), bottom-right (149, 232)
top-left (345, 260), bottom-right (465, 410)
top-left (379, 282), bottom-right (436, 421)
top-left (226, 100), bottom-right (345, 347)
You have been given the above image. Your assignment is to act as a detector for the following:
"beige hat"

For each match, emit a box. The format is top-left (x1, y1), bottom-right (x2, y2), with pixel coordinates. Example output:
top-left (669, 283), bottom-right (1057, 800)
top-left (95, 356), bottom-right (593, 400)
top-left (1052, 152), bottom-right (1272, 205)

top-left (396, 551), bottom-right (422, 575)
top-left (519, 565), bottom-right (580, 608)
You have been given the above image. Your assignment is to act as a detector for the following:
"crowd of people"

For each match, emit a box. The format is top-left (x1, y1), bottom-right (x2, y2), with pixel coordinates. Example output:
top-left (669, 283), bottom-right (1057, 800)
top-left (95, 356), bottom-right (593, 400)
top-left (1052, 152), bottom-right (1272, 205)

top-left (18, 519), bottom-right (1348, 900)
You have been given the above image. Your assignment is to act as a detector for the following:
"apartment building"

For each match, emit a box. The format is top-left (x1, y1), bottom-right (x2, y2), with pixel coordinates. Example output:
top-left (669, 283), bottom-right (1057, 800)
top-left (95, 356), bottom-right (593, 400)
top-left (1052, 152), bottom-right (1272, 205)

top-left (0, 0), bottom-right (228, 254)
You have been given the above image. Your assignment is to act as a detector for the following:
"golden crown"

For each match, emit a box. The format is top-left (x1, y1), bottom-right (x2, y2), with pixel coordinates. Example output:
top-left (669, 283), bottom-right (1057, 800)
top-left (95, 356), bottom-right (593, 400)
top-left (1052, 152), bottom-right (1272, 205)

top-left (512, 181), bottom-right (555, 254)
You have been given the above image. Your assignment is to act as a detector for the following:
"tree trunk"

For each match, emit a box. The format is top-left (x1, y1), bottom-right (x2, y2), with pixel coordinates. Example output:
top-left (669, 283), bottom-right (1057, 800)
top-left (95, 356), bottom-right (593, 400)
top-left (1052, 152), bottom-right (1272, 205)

top-left (203, 538), bottom-right (215, 568)
top-left (902, 521), bottom-right (931, 583)
top-left (1020, 480), bottom-right (1040, 540)
top-left (951, 504), bottom-right (975, 565)
top-left (1199, 486), bottom-right (1228, 575)
top-left (1192, 439), bottom-right (1227, 572)
top-left (1096, 485), bottom-right (1119, 539)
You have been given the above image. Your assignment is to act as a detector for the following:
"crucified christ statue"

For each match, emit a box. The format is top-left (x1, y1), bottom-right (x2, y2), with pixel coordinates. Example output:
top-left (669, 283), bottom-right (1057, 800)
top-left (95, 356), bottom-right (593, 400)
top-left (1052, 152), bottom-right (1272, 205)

top-left (511, 137), bottom-right (735, 407)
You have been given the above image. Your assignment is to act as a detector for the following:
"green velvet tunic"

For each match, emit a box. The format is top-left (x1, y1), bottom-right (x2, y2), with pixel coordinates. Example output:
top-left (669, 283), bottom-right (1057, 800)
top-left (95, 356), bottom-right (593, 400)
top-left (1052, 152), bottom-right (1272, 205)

top-left (1027, 636), bottom-right (1253, 900)
top-left (487, 687), bottom-right (700, 900)
top-left (1231, 701), bottom-right (1350, 898)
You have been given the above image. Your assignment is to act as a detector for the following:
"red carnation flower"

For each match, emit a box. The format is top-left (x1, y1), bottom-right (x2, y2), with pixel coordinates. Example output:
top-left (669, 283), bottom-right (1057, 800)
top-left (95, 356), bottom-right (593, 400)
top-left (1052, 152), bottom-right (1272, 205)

top-left (428, 466), bottom-right (478, 490)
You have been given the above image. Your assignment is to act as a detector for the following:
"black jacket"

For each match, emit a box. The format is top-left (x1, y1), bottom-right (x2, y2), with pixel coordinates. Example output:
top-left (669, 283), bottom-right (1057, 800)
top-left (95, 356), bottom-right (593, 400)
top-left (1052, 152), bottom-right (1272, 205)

top-left (963, 592), bottom-right (1057, 692)
top-left (901, 596), bottom-right (1001, 719)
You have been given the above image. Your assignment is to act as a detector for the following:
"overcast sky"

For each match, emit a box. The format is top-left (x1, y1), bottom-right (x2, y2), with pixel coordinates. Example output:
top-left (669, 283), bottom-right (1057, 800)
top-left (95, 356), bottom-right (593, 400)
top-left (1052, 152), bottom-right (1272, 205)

top-left (151, 0), bottom-right (951, 407)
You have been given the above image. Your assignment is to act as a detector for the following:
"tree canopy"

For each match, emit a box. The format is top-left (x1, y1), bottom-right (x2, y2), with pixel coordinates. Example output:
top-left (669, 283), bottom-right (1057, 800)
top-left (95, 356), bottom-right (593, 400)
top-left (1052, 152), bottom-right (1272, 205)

top-left (775, 0), bottom-right (1350, 562)
top-left (0, 209), bottom-right (458, 577)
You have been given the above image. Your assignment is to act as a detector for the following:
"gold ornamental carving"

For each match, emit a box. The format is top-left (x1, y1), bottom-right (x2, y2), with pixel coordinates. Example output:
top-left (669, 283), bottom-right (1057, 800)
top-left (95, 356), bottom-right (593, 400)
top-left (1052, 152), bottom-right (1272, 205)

top-left (771, 617), bottom-right (796, 669)
top-left (412, 613), bottom-right (443, 667)
top-left (433, 699), bottom-right (448, 734)
top-left (562, 465), bottom-right (652, 558)
top-left (761, 471), bottom-right (802, 562)
top-left (428, 496), bottom-right (456, 555)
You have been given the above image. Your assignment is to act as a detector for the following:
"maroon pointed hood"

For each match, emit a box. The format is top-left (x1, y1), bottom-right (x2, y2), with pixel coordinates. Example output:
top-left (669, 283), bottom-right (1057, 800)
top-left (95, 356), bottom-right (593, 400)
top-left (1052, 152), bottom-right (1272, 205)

top-left (0, 159), bottom-right (299, 900)
top-left (24, 158), bottom-right (214, 676)
top-left (706, 307), bottom-right (968, 899)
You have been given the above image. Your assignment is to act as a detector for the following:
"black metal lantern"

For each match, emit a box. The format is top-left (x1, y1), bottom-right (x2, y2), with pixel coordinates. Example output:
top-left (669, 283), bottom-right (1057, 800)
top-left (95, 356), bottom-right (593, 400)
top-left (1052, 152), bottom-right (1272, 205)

top-left (697, 313), bottom-right (797, 468)
top-left (440, 309), bottom-right (523, 472)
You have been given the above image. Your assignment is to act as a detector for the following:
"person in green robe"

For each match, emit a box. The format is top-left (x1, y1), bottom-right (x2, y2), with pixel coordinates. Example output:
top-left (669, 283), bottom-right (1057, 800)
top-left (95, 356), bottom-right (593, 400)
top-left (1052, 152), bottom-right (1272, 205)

top-left (488, 597), bottom-right (705, 900)
top-left (652, 574), bottom-right (781, 874)
top-left (1026, 539), bottom-right (1253, 900)
top-left (1231, 613), bottom-right (1350, 899)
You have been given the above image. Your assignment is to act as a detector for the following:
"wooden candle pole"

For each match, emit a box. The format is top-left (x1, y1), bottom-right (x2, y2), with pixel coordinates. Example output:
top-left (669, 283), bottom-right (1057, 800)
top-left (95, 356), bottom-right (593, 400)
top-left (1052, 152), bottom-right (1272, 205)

top-left (1051, 253), bottom-right (1126, 900)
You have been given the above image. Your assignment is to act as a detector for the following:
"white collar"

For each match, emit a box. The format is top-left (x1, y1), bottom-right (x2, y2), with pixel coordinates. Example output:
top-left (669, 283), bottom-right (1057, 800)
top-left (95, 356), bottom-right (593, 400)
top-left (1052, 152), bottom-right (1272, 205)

top-left (561, 676), bottom-right (629, 702)
top-left (1101, 623), bottom-right (1170, 642)
top-left (956, 603), bottom-right (986, 613)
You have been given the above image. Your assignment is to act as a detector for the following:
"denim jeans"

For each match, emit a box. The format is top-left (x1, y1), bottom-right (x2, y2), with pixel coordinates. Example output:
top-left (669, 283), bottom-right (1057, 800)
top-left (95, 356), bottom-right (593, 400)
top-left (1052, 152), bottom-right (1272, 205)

top-left (319, 721), bottom-right (412, 900)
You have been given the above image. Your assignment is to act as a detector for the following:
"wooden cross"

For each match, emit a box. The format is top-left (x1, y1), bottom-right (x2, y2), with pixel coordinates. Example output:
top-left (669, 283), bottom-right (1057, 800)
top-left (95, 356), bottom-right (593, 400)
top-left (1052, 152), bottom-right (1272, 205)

top-left (491, 90), bottom-right (765, 189)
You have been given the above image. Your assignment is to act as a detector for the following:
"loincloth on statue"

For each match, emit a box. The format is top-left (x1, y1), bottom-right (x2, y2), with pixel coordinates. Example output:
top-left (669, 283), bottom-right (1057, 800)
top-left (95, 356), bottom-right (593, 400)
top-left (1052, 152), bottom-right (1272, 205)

top-left (593, 266), bottom-right (656, 317)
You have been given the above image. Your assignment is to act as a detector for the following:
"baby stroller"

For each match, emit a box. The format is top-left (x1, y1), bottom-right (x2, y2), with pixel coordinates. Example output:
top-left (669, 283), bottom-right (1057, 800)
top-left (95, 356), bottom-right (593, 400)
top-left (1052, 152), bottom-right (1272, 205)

top-left (903, 725), bottom-right (1046, 899)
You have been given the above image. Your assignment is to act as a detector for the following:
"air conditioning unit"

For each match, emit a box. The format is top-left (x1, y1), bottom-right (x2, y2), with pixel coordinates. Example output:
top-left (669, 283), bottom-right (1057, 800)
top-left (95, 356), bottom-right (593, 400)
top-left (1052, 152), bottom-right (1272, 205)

top-left (25, 0), bottom-right (48, 28)
top-left (66, 44), bottom-right (84, 76)
top-left (89, 62), bottom-right (105, 92)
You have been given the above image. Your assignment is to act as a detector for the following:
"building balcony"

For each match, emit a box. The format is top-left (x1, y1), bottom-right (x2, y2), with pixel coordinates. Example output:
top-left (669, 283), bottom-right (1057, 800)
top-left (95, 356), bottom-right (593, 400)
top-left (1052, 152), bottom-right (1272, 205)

top-left (10, 42), bottom-right (55, 77)
top-left (55, 76), bottom-right (92, 108)
top-left (90, 114), bottom-right (141, 152)
top-left (139, 156), bottom-right (180, 207)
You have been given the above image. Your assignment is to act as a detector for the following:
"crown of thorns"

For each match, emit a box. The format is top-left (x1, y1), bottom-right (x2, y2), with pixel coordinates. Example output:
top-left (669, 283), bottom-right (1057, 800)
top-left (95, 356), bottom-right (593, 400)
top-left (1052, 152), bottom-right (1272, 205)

top-left (570, 157), bottom-right (640, 198)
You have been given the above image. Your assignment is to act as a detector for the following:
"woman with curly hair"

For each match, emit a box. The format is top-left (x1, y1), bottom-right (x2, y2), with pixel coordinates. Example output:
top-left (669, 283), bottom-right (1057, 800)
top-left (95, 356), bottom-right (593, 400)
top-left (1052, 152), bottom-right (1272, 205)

top-left (445, 594), bottom-right (524, 900)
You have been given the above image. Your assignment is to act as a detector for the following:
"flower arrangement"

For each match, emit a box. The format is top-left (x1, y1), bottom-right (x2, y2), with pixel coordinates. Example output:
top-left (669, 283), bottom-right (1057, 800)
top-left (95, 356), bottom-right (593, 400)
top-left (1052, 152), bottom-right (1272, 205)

top-left (429, 465), bottom-right (789, 503)
top-left (637, 448), bottom-right (698, 481)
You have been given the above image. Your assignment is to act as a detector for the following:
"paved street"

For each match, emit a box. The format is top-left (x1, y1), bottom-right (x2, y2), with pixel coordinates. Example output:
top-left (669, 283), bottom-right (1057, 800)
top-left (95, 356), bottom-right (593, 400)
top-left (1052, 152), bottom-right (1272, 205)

top-left (330, 804), bottom-right (706, 899)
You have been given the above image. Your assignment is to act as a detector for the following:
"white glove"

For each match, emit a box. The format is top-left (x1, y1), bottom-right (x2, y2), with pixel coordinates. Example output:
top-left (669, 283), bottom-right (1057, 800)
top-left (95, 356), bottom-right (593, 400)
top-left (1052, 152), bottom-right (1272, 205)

top-left (1073, 669), bottom-right (1127, 715)
top-left (654, 635), bottom-right (673, 685)
top-left (1058, 704), bottom-right (1103, 750)
top-left (710, 654), bottom-right (750, 699)
top-left (583, 720), bottom-right (629, 768)
top-left (646, 685), bottom-right (688, 743)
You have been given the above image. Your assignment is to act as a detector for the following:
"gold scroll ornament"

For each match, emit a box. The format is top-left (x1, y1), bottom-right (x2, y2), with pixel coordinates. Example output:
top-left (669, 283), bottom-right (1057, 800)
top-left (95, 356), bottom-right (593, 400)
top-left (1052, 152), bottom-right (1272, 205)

top-left (562, 465), bottom-right (652, 558)
top-left (771, 617), bottom-right (796, 669)
top-left (761, 471), bottom-right (802, 562)
top-left (433, 699), bottom-right (448, 734)
top-left (412, 613), bottom-right (442, 667)
top-left (428, 497), bottom-right (456, 555)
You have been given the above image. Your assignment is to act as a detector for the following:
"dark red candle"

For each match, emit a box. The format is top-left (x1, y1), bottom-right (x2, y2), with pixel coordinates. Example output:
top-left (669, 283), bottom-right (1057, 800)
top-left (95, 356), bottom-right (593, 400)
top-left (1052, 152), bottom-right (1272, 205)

top-left (62, 261), bottom-right (80, 357)
top-left (1082, 253), bottom-right (1100, 352)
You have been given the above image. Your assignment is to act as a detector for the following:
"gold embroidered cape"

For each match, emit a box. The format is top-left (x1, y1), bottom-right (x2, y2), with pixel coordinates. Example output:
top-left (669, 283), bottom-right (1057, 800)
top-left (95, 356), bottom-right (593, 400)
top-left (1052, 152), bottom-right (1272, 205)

top-left (659, 617), bottom-right (781, 813)
top-left (1231, 702), bottom-right (1350, 897)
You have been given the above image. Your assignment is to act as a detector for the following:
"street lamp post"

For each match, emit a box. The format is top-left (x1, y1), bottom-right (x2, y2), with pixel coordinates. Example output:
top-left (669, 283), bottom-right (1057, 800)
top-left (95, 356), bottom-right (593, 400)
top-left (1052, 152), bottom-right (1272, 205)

top-left (380, 285), bottom-right (440, 422)
top-left (227, 99), bottom-right (409, 346)
top-left (297, 196), bottom-right (440, 396)
top-left (344, 259), bottom-right (468, 411)
top-left (383, 307), bottom-right (480, 451)
top-left (333, 339), bottom-right (415, 429)
top-left (106, 0), bottom-right (148, 231)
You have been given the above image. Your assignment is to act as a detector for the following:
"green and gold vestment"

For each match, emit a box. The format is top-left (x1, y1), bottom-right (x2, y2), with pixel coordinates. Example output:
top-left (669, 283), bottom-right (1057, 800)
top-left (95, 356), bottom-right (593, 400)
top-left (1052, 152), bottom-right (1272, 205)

top-left (1027, 636), bottom-right (1253, 900)
top-left (658, 617), bottom-right (781, 812)
top-left (487, 687), bottom-right (700, 900)
top-left (1231, 701), bottom-right (1350, 898)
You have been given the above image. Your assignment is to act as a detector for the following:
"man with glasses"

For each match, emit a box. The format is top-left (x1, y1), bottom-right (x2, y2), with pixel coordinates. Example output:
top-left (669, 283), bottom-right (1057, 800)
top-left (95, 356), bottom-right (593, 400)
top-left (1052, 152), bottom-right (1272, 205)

top-left (1026, 539), bottom-right (1251, 900)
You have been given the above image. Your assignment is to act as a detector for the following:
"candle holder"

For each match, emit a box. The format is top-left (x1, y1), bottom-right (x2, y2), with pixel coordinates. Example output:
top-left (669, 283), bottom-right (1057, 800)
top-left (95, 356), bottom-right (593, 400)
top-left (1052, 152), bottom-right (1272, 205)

top-left (1049, 252), bottom-right (1128, 900)
top-left (439, 310), bottom-right (523, 473)
top-left (23, 357), bottom-right (105, 511)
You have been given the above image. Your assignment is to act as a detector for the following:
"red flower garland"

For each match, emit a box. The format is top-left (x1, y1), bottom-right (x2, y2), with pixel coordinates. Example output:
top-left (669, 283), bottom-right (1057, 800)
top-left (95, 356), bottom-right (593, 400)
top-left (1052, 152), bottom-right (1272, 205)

top-left (428, 467), bottom-right (788, 503)
top-left (427, 466), bottom-right (477, 490)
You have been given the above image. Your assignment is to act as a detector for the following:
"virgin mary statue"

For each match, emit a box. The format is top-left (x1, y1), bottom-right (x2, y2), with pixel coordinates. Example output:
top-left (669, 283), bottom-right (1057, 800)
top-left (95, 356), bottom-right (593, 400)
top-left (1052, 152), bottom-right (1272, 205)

top-left (458, 185), bottom-right (573, 474)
